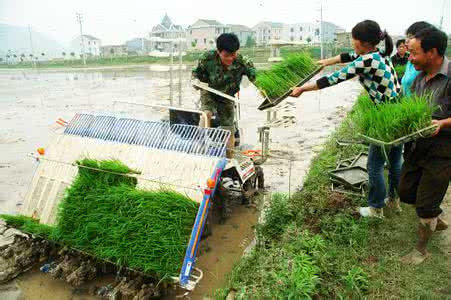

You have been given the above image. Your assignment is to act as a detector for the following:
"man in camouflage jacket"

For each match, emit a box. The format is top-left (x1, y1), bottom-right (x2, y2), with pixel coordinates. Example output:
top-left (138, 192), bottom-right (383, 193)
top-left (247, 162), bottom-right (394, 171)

top-left (192, 33), bottom-right (256, 157)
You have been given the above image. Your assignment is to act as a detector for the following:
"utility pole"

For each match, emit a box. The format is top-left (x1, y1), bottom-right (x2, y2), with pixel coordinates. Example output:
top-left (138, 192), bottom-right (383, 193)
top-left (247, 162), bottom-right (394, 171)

top-left (28, 25), bottom-right (36, 67)
top-left (76, 12), bottom-right (86, 65)
top-left (439, 0), bottom-right (446, 30)
top-left (320, 3), bottom-right (324, 60)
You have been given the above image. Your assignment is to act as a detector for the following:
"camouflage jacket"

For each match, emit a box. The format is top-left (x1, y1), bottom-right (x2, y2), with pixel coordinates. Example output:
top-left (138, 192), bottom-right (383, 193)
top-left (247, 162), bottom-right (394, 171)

top-left (192, 50), bottom-right (256, 97)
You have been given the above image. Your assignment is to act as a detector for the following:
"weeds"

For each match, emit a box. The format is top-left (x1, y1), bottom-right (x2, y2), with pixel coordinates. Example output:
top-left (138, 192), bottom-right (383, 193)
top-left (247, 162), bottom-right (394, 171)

top-left (217, 92), bottom-right (450, 299)
top-left (256, 193), bottom-right (295, 242)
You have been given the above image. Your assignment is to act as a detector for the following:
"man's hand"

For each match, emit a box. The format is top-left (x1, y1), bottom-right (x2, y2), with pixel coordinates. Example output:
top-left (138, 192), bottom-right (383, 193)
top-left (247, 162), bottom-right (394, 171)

top-left (192, 79), bottom-right (209, 90)
top-left (431, 119), bottom-right (445, 136)
top-left (290, 86), bottom-right (304, 97)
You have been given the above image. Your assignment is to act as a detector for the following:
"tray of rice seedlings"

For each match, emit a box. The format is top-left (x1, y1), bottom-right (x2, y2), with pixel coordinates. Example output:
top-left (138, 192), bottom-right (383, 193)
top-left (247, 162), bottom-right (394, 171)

top-left (394, 64), bottom-right (406, 78)
top-left (352, 93), bottom-right (438, 148)
top-left (255, 53), bottom-right (322, 111)
top-left (1, 159), bottom-right (199, 279)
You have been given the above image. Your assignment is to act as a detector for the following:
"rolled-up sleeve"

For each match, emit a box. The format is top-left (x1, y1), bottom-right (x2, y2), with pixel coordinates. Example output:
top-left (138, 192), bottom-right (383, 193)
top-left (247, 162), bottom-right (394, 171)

top-left (340, 51), bottom-right (359, 63)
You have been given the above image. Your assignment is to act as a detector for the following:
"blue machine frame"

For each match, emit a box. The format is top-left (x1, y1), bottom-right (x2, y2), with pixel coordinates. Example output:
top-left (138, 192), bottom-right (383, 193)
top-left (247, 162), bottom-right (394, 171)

top-left (179, 159), bottom-right (227, 287)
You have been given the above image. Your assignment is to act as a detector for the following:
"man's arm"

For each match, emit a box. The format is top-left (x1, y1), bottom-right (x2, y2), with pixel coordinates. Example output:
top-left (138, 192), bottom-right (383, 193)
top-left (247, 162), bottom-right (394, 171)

top-left (192, 54), bottom-right (209, 83)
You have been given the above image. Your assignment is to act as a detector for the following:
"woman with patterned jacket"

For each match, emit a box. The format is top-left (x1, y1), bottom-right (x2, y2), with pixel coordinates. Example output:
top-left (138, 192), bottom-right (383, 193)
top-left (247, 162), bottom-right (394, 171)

top-left (291, 20), bottom-right (402, 218)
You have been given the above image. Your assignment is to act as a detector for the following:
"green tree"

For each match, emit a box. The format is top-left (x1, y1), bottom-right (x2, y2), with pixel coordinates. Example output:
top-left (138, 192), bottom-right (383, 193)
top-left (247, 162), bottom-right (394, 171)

top-left (245, 35), bottom-right (256, 48)
top-left (109, 48), bottom-right (115, 62)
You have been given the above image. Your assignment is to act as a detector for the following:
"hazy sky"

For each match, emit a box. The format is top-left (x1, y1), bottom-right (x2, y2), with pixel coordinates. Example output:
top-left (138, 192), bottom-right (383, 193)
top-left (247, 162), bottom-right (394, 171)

top-left (0, 0), bottom-right (450, 46)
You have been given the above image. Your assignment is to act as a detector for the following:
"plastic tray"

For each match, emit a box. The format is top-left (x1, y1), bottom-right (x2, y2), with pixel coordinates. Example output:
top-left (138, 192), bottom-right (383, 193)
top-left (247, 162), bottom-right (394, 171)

top-left (359, 124), bottom-right (438, 147)
top-left (329, 166), bottom-right (368, 190)
top-left (359, 124), bottom-right (438, 165)
top-left (257, 66), bottom-right (324, 111)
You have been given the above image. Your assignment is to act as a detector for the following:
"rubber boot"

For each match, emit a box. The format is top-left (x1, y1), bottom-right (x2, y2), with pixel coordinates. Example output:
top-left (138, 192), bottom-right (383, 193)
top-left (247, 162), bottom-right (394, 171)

top-left (401, 218), bottom-right (435, 265)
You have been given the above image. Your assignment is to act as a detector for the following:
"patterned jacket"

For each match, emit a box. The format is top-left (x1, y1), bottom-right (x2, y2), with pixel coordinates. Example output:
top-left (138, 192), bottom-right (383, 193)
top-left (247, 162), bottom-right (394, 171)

top-left (317, 50), bottom-right (401, 103)
top-left (192, 50), bottom-right (257, 97)
top-left (391, 52), bottom-right (409, 67)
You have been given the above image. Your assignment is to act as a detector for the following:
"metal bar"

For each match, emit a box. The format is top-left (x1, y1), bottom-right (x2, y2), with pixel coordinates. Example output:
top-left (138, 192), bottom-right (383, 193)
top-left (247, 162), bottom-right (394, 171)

top-left (112, 100), bottom-right (209, 127)
top-left (191, 81), bottom-right (239, 104)
top-left (179, 159), bottom-right (227, 288)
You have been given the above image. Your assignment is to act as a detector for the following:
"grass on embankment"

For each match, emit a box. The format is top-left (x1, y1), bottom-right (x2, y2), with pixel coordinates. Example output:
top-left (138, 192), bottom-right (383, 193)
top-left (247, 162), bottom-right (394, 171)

top-left (215, 100), bottom-right (451, 299)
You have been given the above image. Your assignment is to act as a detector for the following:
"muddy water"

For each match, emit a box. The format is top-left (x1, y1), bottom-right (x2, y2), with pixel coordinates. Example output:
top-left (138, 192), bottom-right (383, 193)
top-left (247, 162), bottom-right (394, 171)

top-left (17, 267), bottom-right (106, 300)
top-left (0, 65), bottom-right (361, 299)
top-left (190, 204), bottom-right (258, 299)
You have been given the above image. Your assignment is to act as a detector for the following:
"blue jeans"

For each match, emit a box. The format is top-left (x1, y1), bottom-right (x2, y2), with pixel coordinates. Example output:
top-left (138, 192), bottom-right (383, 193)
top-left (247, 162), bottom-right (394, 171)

top-left (367, 144), bottom-right (403, 208)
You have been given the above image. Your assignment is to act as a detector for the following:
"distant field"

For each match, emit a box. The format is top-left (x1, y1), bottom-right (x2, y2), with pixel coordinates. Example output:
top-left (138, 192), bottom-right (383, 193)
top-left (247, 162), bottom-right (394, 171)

top-left (0, 46), bottom-right (353, 69)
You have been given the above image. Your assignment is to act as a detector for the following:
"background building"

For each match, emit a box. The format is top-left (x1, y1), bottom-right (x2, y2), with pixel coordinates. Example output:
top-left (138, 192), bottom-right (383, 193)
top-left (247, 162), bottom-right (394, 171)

top-left (100, 44), bottom-right (127, 57)
top-left (187, 19), bottom-right (231, 50)
top-left (282, 21), bottom-right (344, 44)
top-left (71, 34), bottom-right (101, 57)
top-left (253, 21), bottom-right (283, 46)
top-left (228, 24), bottom-right (256, 47)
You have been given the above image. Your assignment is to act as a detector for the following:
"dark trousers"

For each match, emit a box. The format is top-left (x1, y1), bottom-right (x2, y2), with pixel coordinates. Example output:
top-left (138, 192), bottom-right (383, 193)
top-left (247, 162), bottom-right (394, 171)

top-left (399, 134), bottom-right (451, 218)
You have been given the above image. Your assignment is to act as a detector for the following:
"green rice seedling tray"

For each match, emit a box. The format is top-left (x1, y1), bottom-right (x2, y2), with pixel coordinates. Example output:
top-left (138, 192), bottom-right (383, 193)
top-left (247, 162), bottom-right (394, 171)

top-left (258, 66), bottom-right (323, 111)
top-left (360, 124), bottom-right (437, 164)
top-left (359, 124), bottom-right (438, 147)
